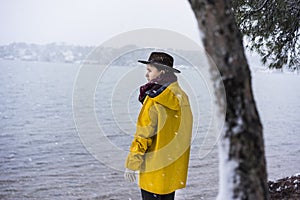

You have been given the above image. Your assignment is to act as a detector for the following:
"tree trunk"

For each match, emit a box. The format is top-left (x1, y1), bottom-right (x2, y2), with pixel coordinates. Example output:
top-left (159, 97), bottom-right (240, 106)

top-left (188, 0), bottom-right (269, 199)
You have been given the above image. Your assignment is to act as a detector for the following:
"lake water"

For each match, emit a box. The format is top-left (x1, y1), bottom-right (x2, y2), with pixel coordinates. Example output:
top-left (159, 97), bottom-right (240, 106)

top-left (0, 60), bottom-right (299, 199)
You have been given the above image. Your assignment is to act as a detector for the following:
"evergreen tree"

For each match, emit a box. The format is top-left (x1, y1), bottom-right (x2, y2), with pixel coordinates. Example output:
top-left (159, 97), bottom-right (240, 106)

top-left (232, 0), bottom-right (300, 70)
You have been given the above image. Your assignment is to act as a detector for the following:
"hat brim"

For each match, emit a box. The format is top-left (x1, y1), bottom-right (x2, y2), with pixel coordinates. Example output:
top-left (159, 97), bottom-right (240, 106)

top-left (138, 60), bottom-right (181, 73)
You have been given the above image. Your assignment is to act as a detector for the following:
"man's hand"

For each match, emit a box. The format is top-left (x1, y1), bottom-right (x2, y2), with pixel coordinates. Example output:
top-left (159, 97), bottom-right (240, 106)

top-left (124, 168), bottom-right (136, 182)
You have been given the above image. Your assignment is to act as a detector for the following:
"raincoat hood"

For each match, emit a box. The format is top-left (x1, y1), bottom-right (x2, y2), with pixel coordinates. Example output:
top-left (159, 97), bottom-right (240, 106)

top-left (148, 82), bottom-right (190, 111)
top-left (150, 82), bottom-right (180, 111)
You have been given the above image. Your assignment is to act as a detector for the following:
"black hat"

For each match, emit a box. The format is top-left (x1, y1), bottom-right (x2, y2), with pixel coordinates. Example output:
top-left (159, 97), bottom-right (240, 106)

top-left (138, 52), bottom-right (181, 73)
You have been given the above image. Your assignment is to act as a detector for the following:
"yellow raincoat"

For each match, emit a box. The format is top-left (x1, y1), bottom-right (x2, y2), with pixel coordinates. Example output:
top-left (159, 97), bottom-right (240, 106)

top-left (125, 81), bottom-right (193, 194)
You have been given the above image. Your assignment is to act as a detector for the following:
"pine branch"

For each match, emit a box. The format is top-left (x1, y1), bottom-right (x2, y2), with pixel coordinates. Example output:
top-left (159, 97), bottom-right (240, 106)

top-left (249, 0), bottom-right (270, 14)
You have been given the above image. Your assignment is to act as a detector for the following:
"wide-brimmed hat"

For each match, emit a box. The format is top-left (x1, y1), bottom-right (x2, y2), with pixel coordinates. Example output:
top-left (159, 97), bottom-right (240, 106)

top-left (138, 52), bottom-right (181, 73)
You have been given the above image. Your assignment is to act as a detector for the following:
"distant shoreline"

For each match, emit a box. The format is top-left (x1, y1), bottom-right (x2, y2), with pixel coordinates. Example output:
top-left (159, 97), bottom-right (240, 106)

top-left (0, 43), bottom-right (299, 74)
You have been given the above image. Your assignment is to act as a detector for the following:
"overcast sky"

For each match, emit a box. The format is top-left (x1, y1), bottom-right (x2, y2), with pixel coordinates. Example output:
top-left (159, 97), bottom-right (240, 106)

top-left (0, 0), bottom-right (201, 46)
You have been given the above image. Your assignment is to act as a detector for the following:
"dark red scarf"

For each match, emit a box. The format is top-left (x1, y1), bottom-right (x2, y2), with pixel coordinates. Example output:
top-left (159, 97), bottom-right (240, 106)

top-left (138, 72), bottom-right (177, 104)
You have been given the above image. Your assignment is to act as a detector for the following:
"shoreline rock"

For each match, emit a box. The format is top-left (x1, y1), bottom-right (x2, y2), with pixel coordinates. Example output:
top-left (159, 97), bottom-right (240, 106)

top-left (269, 174), bottom-right (300, 199)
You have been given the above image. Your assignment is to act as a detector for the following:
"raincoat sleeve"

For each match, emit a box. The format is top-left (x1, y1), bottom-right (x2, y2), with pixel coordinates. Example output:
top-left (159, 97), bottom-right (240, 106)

top-left (125, 103), bottom-right (157, 171)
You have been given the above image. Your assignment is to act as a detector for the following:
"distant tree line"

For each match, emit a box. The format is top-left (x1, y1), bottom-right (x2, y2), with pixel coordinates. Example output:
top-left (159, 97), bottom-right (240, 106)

top-left (0, 42), bottom-right (202, 67)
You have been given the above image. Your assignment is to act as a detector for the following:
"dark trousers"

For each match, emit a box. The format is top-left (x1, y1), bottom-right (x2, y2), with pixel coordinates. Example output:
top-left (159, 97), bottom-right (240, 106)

top-left (141, 189), bottom-right (175, 200)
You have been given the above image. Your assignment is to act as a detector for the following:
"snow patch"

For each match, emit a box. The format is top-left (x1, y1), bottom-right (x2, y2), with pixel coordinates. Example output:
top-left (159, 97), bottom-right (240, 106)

top-left (232, 116), bottom-right (243, 134)
top-left (217, 136), bottom-right (239, 200)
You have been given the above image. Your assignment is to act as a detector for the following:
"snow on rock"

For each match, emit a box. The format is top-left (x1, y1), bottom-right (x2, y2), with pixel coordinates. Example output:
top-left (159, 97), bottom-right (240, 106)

top-left (268, 174), bottom-right (300, 199)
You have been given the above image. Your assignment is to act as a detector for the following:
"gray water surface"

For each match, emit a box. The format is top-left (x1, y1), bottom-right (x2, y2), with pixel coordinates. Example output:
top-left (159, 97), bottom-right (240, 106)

top-left (0, 60), bottom-right (299, 199)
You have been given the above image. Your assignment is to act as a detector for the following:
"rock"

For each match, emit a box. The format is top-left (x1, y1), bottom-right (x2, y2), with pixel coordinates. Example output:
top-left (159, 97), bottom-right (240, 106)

top-left (268, 174), bottom-right (300, 199)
